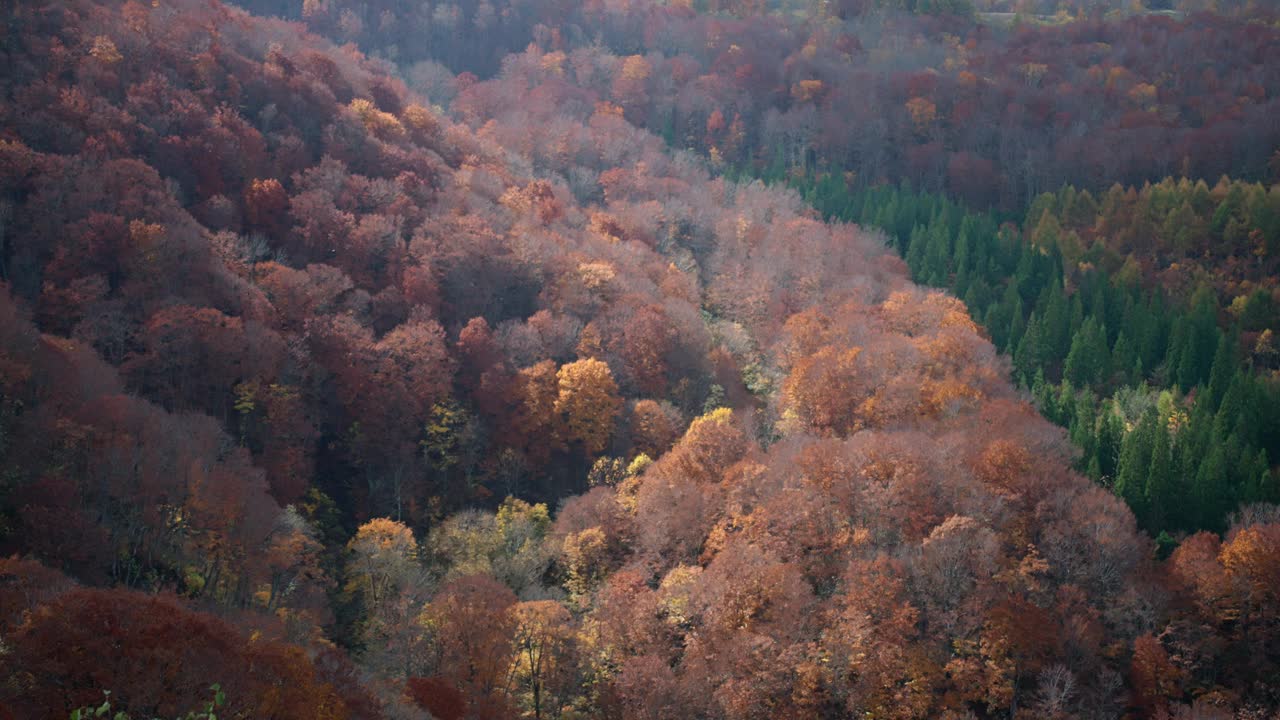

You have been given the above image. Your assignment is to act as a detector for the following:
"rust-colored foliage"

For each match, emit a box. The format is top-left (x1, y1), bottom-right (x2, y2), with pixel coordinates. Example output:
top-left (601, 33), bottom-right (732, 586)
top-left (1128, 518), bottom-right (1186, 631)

top-left (406, 677), bottom-right (467, 720)
top-left (0, 588), bottom-right (347, 719)
top-left (2, 0), bottom-right (1279, 718)
top-left (420, 575), bottom-right (518, 716)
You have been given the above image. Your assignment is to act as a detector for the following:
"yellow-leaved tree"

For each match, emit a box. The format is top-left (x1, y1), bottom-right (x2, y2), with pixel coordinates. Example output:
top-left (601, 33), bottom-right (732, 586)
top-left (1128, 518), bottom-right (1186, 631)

top-left (554, 358), bottom-right (622, 456)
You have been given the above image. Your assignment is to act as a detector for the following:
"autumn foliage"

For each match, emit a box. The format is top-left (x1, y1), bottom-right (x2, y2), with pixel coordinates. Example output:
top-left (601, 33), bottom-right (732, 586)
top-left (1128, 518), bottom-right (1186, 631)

top-left (1, 0), bottom-right (1279, 717)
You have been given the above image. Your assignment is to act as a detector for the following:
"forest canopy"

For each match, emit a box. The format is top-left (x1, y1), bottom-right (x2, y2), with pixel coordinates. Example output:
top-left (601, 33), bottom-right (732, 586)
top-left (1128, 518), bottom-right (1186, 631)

top-left (0, 0), bottom-right (1277, 717)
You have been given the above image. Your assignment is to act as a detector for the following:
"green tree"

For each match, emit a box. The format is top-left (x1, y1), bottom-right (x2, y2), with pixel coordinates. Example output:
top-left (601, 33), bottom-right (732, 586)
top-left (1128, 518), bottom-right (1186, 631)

top-left (1014, 311), bottom-right (1046, 384)
top-left (1095, 404), bottom-right (1125, 481)
top-left (1111, 331), bottom-right (1137, 386)
top-left (1204, 333), bottom-right (1236, 412)
top-left (1174, 288), bottom-right (1218, 391)
top-left (1064, 318), bottom-right (1110, 387)
top-left (1144, 416), bottom-right (1173, 532)
top-left (1114, 410), bottom-right (1156, 520)
top-left (1192, 443), bottom-right (1229, 532)
top-left (1041, 284), bottom-right (1071, 363)
top-left (1069, 389), bottom-right (1099, 469)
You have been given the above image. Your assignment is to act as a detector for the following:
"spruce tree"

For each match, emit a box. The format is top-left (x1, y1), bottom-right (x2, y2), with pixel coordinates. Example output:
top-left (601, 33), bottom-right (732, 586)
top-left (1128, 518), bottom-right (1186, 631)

top-left (1068, 294), bottom-right (1085, 341)
top-left (1032, 369), bottom-right (1053, 420)
top-left (1070, 390), bottom-right (1098, 465)
top-left (1204, 332), bottom-right (1236, 412)
top-left (1055, 379), bottom-right (1077, 428)
top-left (1064, 318), bottom-right (1110, 387)
top-left (924, 218), bottom-right (951, 284)
top-left (1212, 373), bottom-right (1246, 443)
top-left (1164, 318), bottom-right (1188, 388)
top-left (905, 224), bottom-right (927, 280)
top-left (1237, 448), bottom-right (1270, 505)
top-left (1114, 410), bottom-right (1156, 521)
top-left (1042, 284), bottom-right (1071, 362)
top-left (1145, 416), bottom-right (1173, 533)
top-left (1014, 311), bottom-right (1045, 383)
top-left (995, 286), bottom-right (1025, 352)
top-left (1111, 331), bottom-right (1136, 386)
top-left (1176, 288), bottom-right (1219, 391)
top-left (1096, 406), bottom-right (1125, 481)
top-left (954, 222), bottom-right (973, 274)
top-left (1195, 443), bottom-right (1230, 532)
top-left (1252, 453), bottom-right (1278, 505)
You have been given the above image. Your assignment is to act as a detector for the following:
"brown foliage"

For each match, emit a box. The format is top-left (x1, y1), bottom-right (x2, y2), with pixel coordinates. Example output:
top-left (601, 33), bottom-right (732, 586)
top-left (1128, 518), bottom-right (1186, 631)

top-left (0, 588), bottom-right (347, 719)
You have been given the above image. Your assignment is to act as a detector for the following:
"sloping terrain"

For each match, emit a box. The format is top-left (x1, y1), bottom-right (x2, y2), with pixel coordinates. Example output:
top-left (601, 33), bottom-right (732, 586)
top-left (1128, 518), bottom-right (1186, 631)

top-left (0, 0), bottom-right (1276, 718)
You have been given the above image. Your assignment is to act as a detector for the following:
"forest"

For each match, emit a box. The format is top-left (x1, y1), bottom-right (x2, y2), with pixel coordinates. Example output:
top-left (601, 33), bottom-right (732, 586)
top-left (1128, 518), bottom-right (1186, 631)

top-left (0, 0), bottom-right (1277, 718)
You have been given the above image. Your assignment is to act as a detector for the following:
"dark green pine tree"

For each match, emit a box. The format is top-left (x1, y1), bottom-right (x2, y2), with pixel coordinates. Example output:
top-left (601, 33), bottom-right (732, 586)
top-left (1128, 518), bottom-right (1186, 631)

top-left (1164, 425), bottom-right (1190, 532)
top-left (905, 224), bottom-right (927, 280)
top-left (856, 191), bottom-right (875, 224)
top-left (1095, 405), bottom-right (1125, 481)
top-left (1212, 373), bottom-right (1247, 443)
top-left (1176, 398), bottom-right (1214, 505)
top-left (1203, 331), bottom-right (1237, 413)
top-left (989, 285), bottom-right (1024, 353)
top-left (1081, 271), bottom-right (1102, 317)
top-left (1064, 318), bottom-right (1110, 387)
top-left (1114, 410), bottom-right (1156, 520)
top-left (1068, 293), bottom-right (1085, 343)
top-left (962, 282), bottom-right (984, 318)
top-left (1101, 282), bottom-right (1124, 346)
top-left (970, 219), bottom-right (994, 282)
top-left (1175, 288), bottom-right (1219, 391)
top-left (957, 214), bottom-right (981, 260)
top-left (1236, 448), bottom-right (1271, 505)
top-left (1163, 317), bottom-right (1188, 388)
top-left (1247, 450), bottom-right (1278, 505)
top-left (875, 196), bottom-right (901, 250)
top-left (1141, 292), bottom-right (1170, 376)
top-left (895, 192), bottom-right (919, 243)
top-left (1111, 331), bottom-right (1137, 387)
top-left (1032, 369), bottom-right (1054, 421)
top-left (1223, 433), bottom-right (1248, 514)
top-left (1055, 380), bottom-right (1077, 428)
top-left (1013, 245), bottom-right (1039, 307)
top-left (924, 218), bottom-right (951, 286)
top-left (1041, 284), bottom-right (1071, 363)
top-left (1192, 442), bottom-right (1229, 532)
top-left (1070, 390), bottom-right (1099, 469)
top-left (952, 227), bottom-right (972, 296)
top-left (1145, 415), bottom-right (1174, 533)
top-left (1014, 311), bottom-right (1046, 384)
top-left (1085, 455), bottom-right (1103, 482)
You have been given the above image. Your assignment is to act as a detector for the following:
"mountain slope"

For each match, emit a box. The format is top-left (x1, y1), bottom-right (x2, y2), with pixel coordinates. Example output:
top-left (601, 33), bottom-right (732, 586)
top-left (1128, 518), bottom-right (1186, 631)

top-left (0, 0), bottom-right (1277, 718)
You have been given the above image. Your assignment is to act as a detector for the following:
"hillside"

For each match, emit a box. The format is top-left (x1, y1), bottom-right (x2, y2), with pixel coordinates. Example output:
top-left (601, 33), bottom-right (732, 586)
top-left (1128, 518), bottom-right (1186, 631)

top-left (0, 0), bottom-right (1278, 718)
top-left (248, 0), bottom-right (1280, 210)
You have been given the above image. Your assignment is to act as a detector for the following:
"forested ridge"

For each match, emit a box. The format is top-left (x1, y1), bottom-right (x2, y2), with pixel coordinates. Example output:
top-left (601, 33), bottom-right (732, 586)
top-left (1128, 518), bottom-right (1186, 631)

top-left (0, 0), bottom-right (1278, 718)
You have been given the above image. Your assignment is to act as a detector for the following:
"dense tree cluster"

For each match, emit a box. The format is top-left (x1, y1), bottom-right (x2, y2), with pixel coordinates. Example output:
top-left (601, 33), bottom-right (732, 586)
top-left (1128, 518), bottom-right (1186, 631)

top-left (367, 409), bottom-right (1279, 718)
top-left (251, 0), bottom-right (1280, 209)
top-left (323, 37), bottom-right (1280, 705)
top-left (0, 0), bottom-right (727, 528)
top-left (1, 0), bottom-right (1278, 717)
